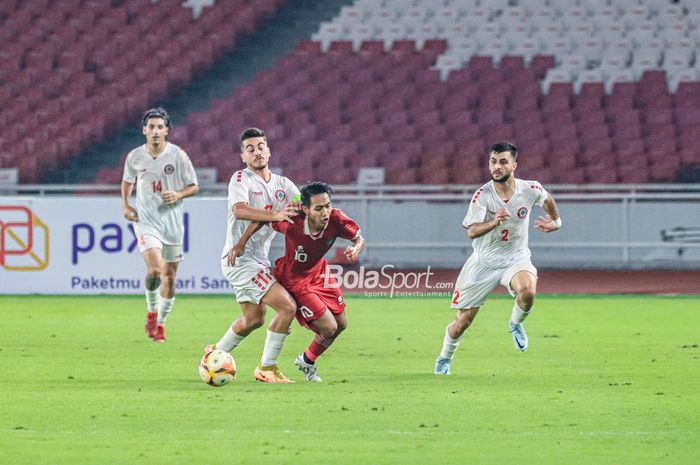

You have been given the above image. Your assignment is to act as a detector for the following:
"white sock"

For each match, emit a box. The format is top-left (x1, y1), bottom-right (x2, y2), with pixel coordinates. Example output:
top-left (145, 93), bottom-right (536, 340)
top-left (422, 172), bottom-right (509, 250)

top-left (510, 301), bottom-right (530, 325)
top-left (157, 295), bottom-right (175, 325)
top-left (216, 326), bottom-right (246, 352)
top-left (146, 289), bottom-right (158, 313)
top-left (439, 326), bottom-right (464, 360)
top-left (260, 330), bottom-right (288, 367)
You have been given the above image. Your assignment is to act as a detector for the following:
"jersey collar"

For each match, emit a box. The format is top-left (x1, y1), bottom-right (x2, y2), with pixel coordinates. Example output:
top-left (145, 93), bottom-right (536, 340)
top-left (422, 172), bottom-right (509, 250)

top-left (303, 215), bottom-right (328, 240)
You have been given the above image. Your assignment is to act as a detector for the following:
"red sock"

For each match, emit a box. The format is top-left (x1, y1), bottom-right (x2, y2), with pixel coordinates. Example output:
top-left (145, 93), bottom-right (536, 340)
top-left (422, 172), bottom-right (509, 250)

top-left (305, 334), bottom-right (336, 362)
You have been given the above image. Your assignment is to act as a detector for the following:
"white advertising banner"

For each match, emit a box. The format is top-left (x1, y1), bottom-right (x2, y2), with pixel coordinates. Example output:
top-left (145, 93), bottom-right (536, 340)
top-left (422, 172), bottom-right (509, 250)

top-left (0, 197), bottom-right (235, 294)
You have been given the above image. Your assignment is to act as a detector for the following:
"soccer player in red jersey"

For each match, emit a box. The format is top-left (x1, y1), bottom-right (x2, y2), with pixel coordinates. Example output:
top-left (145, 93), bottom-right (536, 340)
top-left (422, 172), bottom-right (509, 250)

top-left (270, 181), bottom-right (365, 381)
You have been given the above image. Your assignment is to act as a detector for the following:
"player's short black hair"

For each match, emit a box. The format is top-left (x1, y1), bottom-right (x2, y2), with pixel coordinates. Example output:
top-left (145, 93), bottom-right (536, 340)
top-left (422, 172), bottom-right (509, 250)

top-left (141, 107), bottom-right (170, 128)
top-left (240, 127), bottom-right (266, 149)
top-left (301, 181), bottom-right (333, 206)
top-left (488, 141), bottom-right (518, 159)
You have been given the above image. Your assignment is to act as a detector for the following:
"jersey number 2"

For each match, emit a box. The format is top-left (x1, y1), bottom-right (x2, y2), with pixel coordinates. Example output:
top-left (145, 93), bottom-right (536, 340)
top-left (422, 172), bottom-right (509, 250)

top-left (500, 229), bottom-right (509, 241)
top-left (152, 181), bottom-right (162, 193)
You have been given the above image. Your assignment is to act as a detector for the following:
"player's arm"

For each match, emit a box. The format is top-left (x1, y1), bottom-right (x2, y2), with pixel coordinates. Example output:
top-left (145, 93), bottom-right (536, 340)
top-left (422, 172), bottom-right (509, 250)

top-left (534, 194), bottom-right (562, 233)
top-left (121, 181), bottom-right (138, 221)
top-left (232, 202), bottom-right (298, 223)
top-left (224, 221), bottom-right (264, 266)
top-left (162, 183), bottom-right (199, 205)
top-left (466, 208), bottom-right (511, 239)
top-left (344, 234), bottom-right (365, 262)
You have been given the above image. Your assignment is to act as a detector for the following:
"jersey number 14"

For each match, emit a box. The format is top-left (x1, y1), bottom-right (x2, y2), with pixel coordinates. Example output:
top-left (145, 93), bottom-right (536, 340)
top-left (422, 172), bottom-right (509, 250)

top-left (152, 181), bottom-right (163, 193)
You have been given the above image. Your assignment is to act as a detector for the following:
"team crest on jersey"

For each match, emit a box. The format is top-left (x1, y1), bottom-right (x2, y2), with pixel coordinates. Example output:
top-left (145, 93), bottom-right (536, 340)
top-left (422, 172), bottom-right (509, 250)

top-left (164, 164), bottom-right (175, 175)
top-left (274, 189), bottom-right (286, 202)
top-left (517, 207), bottom-right (528, 218)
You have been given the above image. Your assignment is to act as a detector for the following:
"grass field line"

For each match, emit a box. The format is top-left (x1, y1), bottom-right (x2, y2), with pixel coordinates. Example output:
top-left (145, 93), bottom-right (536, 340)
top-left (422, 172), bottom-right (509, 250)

top-left (4, 428), bottom-right (692, 438)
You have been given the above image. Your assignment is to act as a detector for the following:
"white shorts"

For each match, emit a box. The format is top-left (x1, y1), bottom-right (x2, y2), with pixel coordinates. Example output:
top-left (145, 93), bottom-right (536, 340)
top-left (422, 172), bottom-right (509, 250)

top-left (221, 259), bottom-right (276, 304)
top-left (138, 234), bottom-right (183, 263)
top-left (451, 254), bottom-right (537, 309)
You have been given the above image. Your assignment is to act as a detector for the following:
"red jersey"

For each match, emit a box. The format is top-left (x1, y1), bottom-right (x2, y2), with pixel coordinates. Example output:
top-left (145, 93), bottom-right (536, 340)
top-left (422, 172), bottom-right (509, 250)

top-left (272, 208), bottom-right (360, 293)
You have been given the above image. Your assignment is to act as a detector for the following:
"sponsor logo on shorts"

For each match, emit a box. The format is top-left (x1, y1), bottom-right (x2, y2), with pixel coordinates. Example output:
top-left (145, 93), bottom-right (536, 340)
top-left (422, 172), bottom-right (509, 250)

top-left (517, 207), bottom-right (528, 219)
top-left (274, 189), bottom-right (286, 202)
top-left (164, 164), bottom-right (175, 175)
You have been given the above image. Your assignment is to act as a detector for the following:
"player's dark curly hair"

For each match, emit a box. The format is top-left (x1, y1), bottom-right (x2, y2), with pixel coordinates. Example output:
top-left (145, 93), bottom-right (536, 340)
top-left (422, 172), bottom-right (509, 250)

top-left (301, 181), bottom-right (333, 206)
top-left (488, 141), bottom-right (518, 159)
top-left (141, 107), bottom-right (170, 128)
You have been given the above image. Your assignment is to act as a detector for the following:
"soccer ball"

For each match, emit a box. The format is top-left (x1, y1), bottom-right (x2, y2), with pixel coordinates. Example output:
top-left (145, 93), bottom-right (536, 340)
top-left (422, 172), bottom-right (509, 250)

top-left (199, 349), bottom-right (236, 387)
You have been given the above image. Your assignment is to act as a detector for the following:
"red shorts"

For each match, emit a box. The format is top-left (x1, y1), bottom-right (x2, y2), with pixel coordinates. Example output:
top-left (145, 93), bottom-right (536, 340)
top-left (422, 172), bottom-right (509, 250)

top-left (293, 284), bottom-right (345, 327)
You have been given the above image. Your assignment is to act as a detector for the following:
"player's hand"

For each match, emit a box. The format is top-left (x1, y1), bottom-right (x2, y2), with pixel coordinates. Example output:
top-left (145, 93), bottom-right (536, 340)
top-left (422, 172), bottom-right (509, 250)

top-left (273, 203), bottom-right (299, 223)
top-left (494, 208), bottom-right (511, 224)
top-left (161, 190), bottom-right (181, 205)
top-left (344, 237), bottom-right (364, 262)
top-left (123, 205), bottom-right (138, 222)
top-left (534, 215), bottom-right (558, 233)
top-left (344, 245), bottom-right (360, 263)
top-left (224, 243), bottom-right (245, 267)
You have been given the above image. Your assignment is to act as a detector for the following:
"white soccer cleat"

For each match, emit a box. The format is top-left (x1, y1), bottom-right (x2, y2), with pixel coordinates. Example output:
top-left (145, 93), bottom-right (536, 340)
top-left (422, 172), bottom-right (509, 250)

top-left (509, 322), bottom-right (528, 352)
top-left (434, 356), bottom-right (452, 375)
top-left (294, 353), bottom-right (322, 382)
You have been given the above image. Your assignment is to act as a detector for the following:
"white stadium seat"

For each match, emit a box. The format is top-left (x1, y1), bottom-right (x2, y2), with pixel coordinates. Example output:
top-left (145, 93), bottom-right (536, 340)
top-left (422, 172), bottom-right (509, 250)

top-left (541, 68), bottom-right (573, 93)
top-left (605, 68), bottom-right (635, 93)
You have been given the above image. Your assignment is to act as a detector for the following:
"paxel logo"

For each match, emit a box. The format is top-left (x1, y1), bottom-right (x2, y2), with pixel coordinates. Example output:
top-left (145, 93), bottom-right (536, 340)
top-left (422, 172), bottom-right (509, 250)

top-left (71, 213), bottom-right (190, 264)
top-left (0, 205), bottom-right (50, 271)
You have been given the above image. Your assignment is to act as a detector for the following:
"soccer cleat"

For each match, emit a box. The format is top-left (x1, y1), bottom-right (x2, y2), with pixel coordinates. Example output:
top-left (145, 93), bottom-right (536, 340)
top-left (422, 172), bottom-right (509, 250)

top-left (153, 324), bottom-right (166, 343)
top-left (294, 353), bottom-right (322, 382)
top-left (254, 365), bottom-right (294, 383)
top-left (434, 356), bottom-right (452, 375)
top-left (509, 322), bottom-right (528, 352)
top-left (145, 311), bottom-right (158, 338)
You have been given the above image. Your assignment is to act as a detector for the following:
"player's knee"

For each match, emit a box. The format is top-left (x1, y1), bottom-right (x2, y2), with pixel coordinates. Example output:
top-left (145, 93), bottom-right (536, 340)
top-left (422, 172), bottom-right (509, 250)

top-left (336, 319), bottom-right (347, 333)
top-left (519, 289), bottom-right (536, 308)
top-left (318, 324), bottom-right (337, 338)
top-left (246, 315), bottom-right (265, 330)
top-left (145, 273), bottom-right (161, 290)
top-left (161, 274), bottom-right (175, 289)
top-left (279, 297), bottom-right (297, 317)
top-left (453, 317), bottom-right (473, 335)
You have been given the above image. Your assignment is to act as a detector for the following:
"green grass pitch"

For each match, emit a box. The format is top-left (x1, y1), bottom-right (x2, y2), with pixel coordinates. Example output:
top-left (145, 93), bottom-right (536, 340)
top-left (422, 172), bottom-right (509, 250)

top-left (0, 294), bottom-right (698, 465)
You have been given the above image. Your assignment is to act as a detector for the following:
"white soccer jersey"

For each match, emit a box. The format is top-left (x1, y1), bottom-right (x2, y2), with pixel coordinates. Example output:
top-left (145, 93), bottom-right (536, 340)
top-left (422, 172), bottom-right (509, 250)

top-left (222, 168), bottom-right (300, 267)
top-left (463, 178), bottom-right (549, 268)
top-left (122, 142), bottom-right (198, 245)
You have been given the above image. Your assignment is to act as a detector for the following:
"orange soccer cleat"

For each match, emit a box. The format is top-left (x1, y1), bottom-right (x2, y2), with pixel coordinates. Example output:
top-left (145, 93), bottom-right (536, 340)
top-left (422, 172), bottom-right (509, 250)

top-left (254, 365), bottom-right (294, 383)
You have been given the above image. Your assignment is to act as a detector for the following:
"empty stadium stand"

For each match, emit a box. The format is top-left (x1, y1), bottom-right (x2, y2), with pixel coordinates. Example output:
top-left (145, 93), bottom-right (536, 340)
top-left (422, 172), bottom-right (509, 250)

top-left (0, 0), bottom-right (284, 183)
top-left (5, 0), bottom-right (700, 185)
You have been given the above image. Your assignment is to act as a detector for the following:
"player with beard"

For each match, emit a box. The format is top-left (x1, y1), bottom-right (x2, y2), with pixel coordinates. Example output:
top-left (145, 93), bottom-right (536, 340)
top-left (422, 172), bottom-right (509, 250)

top-left (434, 141), bottom-right (562, 375)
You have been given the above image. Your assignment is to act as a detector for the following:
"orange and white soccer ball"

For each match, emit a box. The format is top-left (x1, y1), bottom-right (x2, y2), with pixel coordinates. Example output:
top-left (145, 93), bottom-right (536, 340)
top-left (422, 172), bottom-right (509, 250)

top-left (199, 349), bottom-right (236, 387)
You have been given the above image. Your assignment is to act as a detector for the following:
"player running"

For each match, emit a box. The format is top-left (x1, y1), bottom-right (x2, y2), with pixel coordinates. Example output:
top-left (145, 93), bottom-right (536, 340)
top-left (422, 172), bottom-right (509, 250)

top-left (204, 128), bottom-right (300, 383)
top-left (232, 182), bottom-right (365, 382)
top-left (273, 182), bottom-right (364, 382)
top-left (121, 107), bottom-right (199, 343)
top-left (435, 141), bottom-right (562, 375)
